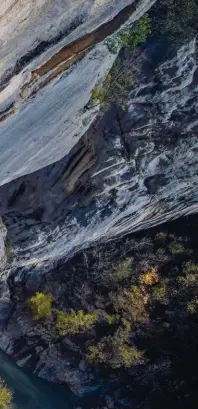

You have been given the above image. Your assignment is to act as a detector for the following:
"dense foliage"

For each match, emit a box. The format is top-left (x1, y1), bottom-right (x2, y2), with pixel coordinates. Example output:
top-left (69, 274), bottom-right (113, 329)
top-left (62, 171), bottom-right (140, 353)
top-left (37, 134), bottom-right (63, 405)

top-left (0, 380), bottom-right (12, 409)
top-left (105, 14), bottom-right (151, 54)
top-left (24, 213), bottom-right (198, 409)
top-left (150, 0), bottom-right (198, 45)
top-left (27, 291), bottom-right (53, 320)
top-left (56, 310), bottom-right (98, 335)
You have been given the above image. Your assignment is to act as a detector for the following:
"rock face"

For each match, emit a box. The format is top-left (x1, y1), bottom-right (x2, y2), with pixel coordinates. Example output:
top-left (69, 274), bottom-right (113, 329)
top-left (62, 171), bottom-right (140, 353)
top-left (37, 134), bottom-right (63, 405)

top-left (0, 37), bottom-right (198, 271)
top-left (0, 219), bottom-right (6, 267)
top-left (1, 0), bottom-right (198, 397)
top-left (0, 0), bottom-right (154, 185)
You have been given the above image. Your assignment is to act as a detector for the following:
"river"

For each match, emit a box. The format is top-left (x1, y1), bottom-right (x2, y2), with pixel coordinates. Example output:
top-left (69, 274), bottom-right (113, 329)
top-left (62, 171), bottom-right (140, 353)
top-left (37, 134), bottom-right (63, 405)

top-left (0, 350), bottom-right (80, 409)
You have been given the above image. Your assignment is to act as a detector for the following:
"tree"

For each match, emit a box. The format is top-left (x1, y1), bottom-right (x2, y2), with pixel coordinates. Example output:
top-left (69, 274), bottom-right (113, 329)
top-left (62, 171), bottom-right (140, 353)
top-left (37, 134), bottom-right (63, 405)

top-left (27, 292), bottom-right (53, 320)
top-left (56, 310), bottom-right (98, 335)
top-left (139, 268), bottom-right (160, 286)
top-left (0, 379), bottom-right (12, 409)
top-left (86, 331), bottom-right (145, 368)
top-left (105, 13), bottom-right (151, 54)
top-left (150, 0), bottom-right (198, 45)
top-left (119, 345), bottom-right (145, 367)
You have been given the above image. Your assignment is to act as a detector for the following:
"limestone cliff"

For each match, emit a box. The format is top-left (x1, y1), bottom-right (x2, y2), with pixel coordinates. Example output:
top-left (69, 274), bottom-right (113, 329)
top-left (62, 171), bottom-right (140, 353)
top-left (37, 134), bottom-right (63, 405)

top-left (1, 0), bottom-right (198, 399)
top-left (0, 0), bottom-right (154, 185)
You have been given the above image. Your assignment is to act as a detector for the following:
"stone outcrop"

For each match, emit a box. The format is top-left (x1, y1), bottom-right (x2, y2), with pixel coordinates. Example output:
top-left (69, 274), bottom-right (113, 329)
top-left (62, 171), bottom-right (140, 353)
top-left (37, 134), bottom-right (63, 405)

top-left (0, 0), bottom-right (154, 185)
top-left (1, 0), bottom-right (198, 397)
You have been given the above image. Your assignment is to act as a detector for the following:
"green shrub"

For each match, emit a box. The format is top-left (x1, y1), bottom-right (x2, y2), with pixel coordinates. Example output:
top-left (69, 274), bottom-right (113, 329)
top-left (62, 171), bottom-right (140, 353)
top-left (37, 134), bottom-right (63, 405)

top-left (152, 282), bottom-right (167, 303)
top-left (187, 297), bottom-right (198, 314)
top-left (119, 345), bottom-right (145, 367)
top-left (102, 313), bottom-right (118, 325)
top-left (0, 379), bottom-right (12, 409)
top-left (86, 338), bottom-right (144, 368)
top-left (169, 242), bottom-right (185, 254)
top-left (183, 262), bottom-right (198, 275)
top-left (105, 13), bottom-right (151, 54)
top-left (91, 87), bottom-right (106, 102)
top-left (86, 343), bottom-right (110, 364)
top-left (56, 310), bottom-right (98, 335)
top-left (178, 274), bottom-right (197, 287)
top-left (114, 285), bottom-right (149, 324)
top-left (27, 292), bottom-right (53, 320)
top-left (105, 36), bottom-right (122, 54)
top-left (120, 13), bottom-right (151, 51)
top-left (113, 258), bottom-right (132, 282)
top-left (150, 0), bottom-right (198, 45)
top-left (90, 57), bottom-right (133, 111)
top-left (139, 268), bottom-right (160, 286)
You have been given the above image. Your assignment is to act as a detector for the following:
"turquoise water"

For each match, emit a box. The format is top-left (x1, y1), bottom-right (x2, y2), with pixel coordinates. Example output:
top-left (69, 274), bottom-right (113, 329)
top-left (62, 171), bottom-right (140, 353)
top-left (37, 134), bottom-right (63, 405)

top-left (0, 350), bottom-right (79, 409)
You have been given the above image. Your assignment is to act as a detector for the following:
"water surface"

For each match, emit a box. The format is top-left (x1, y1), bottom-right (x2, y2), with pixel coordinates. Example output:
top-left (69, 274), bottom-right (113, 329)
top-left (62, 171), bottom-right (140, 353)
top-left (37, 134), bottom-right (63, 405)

top-left (0, 350), bottom-right (78, 409)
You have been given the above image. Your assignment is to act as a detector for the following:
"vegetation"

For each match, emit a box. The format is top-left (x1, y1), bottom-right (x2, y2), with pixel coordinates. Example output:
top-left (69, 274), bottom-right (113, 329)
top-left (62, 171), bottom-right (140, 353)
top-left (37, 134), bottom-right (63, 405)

top-left (139, 268), bottom-right (160, 286)
top-left (105, 14), bottom-right (151, 54)
top-left (113, 284), bottom-right (149, 324)
top-left (152, 281), bottom-right (167, 303)
top-left (102, 312), bottom-right (118, 325)
top-left (19, 0), bottom-right (198, 406)
top-left (183, 261), bottom-right (198, 274)
top-left (169, 241), bottom-right (185, 254)
top-left (89, 0), bottom-right (198, 115)
top-left (119, 345), bottom-right (144, 367)
top-left (187, 297), bottom-right (198, 313)
top-left (27, 291), bottom-right (53, 320)
top-left (89, 14), bottom-right (151, 111)
top-left (87, 329), bottom-right (145, 368)
top-left (113, 258), bottom-right (132, 281)
top-left (56, 309), bottom-right (98, 335)
top-left (23, 214), bottom-right (198, 408)
top-left (90, 61), bottom-right (134, 110)
top-left (0, 380), bottom-right (12, 409)
top-left (150, 0), bottom-right (198, 45)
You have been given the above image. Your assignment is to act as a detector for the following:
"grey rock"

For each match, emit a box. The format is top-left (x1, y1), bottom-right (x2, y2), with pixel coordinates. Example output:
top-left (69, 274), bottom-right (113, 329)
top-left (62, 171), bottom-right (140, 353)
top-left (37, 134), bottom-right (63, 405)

top-left (105, 395), bottom-right (115, 408)
top-left (1, 0), bottom-right (198, 400)
top-left (78, 360), bottom-right (88, 372)
top-left (0, 218), bottom-right (7, 268)
top-left (0, 0), bottom-right (155, 186)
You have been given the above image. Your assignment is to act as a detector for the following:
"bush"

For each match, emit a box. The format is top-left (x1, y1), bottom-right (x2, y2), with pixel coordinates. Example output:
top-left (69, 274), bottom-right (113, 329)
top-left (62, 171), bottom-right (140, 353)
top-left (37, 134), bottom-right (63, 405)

top-left (187, 297), bottom-right (198, 314)
top-left (27, 292), bottom-right (53, 320)
top-left (152, 282), bottom-right (167, 303)
top-left (114, 285), bottom-right (149, 324)
top-left (86, 343), bottom-right (110, 364)
top-left (169, 242), bottom-right (185, 254)
top-left (178, 262), bottom-right (198, 288)
top-left (91, 87), bottom-right (106, 102)
top-left (102, 313), bottom-right (118, 325)
top-left (56, 310), bottom-right (98, 335)
top-left (178, 274), bottom-right (197, 287)
top-left (105, 36), bottom-right (122, 54)
top-left (119, 13), bottom-right (151, 51)
top-left (105, 13), bottom-right (151, 54)
top-left (0, 380), bottom-right (12, 409)
top-left (90, 57), bottom-right (134, 111)
top-left (87, 336), bottom-right (144, 368)
top-left (119, 345), bottom-right (145, 367)
top-left (113, 258), bottom-right (132, 282)
top-left (140, 268), bottom-right (160, 286)
top-left (150, 0), bottom-right (198, 45)
top-left (183, 262), bottom-right (198, 275)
